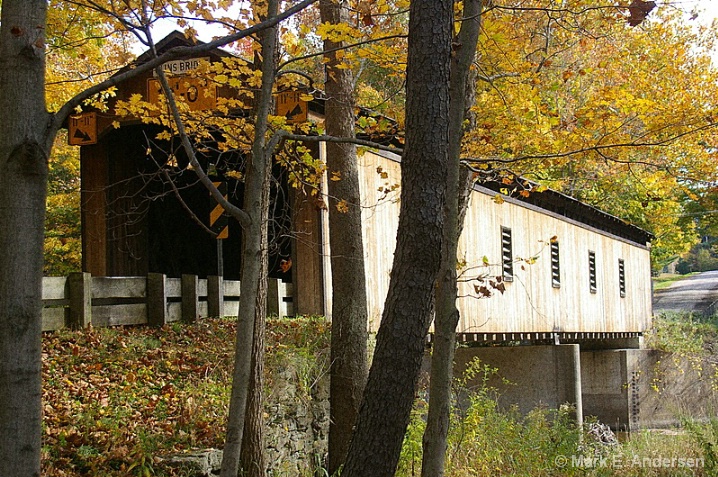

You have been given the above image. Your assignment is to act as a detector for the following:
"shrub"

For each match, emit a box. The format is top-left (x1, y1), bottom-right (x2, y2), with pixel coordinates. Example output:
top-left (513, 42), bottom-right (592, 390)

top-left (398, 356), bottom-right (710, 476)
top-left (398, 358), bottom-right (585, 477)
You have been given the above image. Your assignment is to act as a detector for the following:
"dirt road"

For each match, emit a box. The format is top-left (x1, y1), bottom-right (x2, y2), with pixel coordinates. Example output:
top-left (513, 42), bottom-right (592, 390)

top-left (652, 270), bottom-right (718, 315)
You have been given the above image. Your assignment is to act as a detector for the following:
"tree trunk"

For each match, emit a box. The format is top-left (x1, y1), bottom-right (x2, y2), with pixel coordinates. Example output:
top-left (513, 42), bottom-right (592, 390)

top-left (341, 0), bottom-right (452, 475)
top-left (220, 1), bottom-right (278, 475)
top-left (0, 2), bottom-right (50, 476)
top-left (239, 231), bottom-right (268, 477)
top-left (421, 2), bottom-right (483, 476)
top-left (319, 0), bottom-right (369, 474)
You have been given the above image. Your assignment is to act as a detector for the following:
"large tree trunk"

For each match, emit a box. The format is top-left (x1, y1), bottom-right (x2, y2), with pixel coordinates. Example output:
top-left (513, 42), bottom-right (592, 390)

top-left (319, 0), bottom-right (369, 474)
top-left (0, 2), bottom-right (50, 476)
top-left (421, 2), bottom-right (483, 476)
top-left (220, 1), bottom-right (278, 475)
top-left (341, 0), bottom-right (452, 475)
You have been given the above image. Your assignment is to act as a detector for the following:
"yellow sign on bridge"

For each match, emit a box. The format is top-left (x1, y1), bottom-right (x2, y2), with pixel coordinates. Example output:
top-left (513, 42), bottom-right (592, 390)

top-left (277, 91), bottom-right (308, 124)
top-left (147, 77), bottom-right (217, 112)
top-left (68, 112), bottom-right (97, 146)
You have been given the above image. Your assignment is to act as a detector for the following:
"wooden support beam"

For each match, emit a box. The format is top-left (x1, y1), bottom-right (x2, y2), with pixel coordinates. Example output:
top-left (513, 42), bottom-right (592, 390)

top-left (181, 274), bottom-right (199, 323)
top-left (147, 273), bottom-right (168, 326)
top-left (208, 275), bottom-right (224, 318)
top-left (267, 278), bottom-right (280, 317)
top-left (67, 272), bottom-right (92, 329)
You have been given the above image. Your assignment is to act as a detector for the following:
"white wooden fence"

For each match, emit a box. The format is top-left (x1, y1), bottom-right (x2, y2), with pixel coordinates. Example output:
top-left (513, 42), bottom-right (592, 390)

top-left (41, 273), bottom-right (293, 332)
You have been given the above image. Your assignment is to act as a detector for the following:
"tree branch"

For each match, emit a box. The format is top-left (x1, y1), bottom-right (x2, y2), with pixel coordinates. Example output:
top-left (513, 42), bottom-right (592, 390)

top-left (491, 4), bottom-right (623, 16)
top-left (277, 34), bottom-right (406, 71)
top-left (154, 66), bottom-right (251, 228)
top-left (274, 130), bottom-right (404, 155)
top-left (160, 168), bottom-right (221, 237)
top-left (464, 121), bottom-right (718, 165)
top-left (475, 71), bottom-right (520, 83)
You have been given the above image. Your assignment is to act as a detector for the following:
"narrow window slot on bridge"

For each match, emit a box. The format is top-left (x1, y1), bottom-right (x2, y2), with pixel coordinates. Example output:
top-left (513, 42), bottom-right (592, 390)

top-left (589, 250), bottom-right (597, 294)
top-left (551, 240), bottom-right (560, 288)
top-left (501, 226), bottom-right (514, 282)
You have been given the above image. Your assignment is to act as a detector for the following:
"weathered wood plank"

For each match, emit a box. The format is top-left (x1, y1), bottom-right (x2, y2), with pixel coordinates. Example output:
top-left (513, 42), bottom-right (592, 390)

top-left (42, 308), bottom-right (66, 332)
top-left (92, 304), bottom-right (148, 327)
top-left (42, 277), bottom-right (68, 301)
top-left (167, 303), bottom-right (182, 323)
top-left (223, 300), bottom-right (240, 317)
top-left (267, 279), bottom-right (280, 317)
top-left (358, 150), bottom-right (401, 332)
top-left (284, 282), bottom-right (294, 297)
top-left (81, 143), bottom-right (108, 276)
top-left (92, 276), bottom-right (147, 299)
top-left (166, 278), bottom-right (182, 298)
top-left (197, 279), bottom-right (208, 298)
top-left (291, 170), bottom-right (325, 316)
top-left (41, 273), bottom-right (292, 330)
top-left (223, 280), bottom-right (241, 297)
top-left (358, 149), bottom-right (652, 336)
top-left (268, 279), bottom-right (292, 317)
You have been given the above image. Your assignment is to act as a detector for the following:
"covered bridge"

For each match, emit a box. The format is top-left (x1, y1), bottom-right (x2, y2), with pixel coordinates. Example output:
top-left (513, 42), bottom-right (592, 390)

top-left (74, 31), bottom-right (654, 340)
top-left (69, 32), bottom-right (660, 430)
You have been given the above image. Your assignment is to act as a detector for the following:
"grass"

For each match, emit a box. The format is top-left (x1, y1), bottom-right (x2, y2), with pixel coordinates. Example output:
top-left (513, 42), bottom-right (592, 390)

top-left (41, 316), bottom-right (329, 477)
top-left (652, 273), bottom-right (697, 291)
top-left (645, 311), bottom-right (718, 356)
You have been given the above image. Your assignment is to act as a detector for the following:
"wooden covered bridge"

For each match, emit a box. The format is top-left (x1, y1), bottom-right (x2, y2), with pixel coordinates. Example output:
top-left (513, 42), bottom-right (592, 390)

top-left (66, 32), bottom-right (659, 430)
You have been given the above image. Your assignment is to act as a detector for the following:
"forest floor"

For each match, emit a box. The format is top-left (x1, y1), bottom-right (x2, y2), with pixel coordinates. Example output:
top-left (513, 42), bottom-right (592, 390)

top-left (41, 312), bottom-right (718, 477)
top-left (41, 317), bottom-right (329, 477)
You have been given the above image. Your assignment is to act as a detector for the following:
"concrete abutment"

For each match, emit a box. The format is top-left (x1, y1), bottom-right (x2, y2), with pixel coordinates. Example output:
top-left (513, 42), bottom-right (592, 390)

top-left (454, 344), bottom-right (718, 431)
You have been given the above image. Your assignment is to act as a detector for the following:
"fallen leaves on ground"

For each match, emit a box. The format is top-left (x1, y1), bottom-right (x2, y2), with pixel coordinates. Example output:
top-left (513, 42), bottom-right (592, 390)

top-left (41, 316), bottom-right (329, 476)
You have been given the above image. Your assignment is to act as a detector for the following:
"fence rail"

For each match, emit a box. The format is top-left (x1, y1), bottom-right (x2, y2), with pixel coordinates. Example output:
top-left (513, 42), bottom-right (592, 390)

top-left (41, 273), bottom-right (293, 332)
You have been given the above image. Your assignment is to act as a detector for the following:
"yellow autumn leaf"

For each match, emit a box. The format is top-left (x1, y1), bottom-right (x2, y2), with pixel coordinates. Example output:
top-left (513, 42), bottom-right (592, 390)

top-left (336, 199), bottom-right (349, 213)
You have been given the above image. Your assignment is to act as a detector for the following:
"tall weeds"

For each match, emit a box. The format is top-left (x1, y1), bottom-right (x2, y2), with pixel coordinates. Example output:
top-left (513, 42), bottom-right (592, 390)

top-left (398, 357), bottom-right (710, 477)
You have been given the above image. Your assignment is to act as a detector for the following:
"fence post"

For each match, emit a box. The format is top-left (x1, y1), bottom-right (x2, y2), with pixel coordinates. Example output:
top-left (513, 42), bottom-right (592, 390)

top-left (181, 274), bottom-right (199, 323)
top-left (147, 273), bottom-right (168, 326)
top-left (277, 280), bottom-right (288, 318)
top-left (267, 279), bottom-right (289, 317)
top-left (267, 278), bottom-right (279, 316)
top-left (208, 275), bottom-right (224, 318)
top-left (68, 272), bottom-right (92, 329)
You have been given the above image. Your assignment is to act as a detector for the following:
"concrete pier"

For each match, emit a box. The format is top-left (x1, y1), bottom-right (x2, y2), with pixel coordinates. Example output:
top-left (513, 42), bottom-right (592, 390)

top-left (454, 345), bottom-right (583, 421)
top-left (453, 345), bottom-right (718, 431)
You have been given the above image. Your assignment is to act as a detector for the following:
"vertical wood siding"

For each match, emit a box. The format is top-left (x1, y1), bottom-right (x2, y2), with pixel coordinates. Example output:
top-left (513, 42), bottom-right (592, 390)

top-left (356, 150), bottom-right (652, 335)
top-left (357, 152), bottom-right (401, 331)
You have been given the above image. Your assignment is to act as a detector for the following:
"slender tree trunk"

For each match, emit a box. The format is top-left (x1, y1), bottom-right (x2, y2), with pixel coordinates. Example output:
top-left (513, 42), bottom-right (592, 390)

top-left (319, 0), bottom-right (369, 474)
top-left (0, 2), bottom-right (51, 476)
top-left (341, 0), bottom-right (452, 475)
top-left (421, 2), bottom-right (483, 476)
top-left (220, 1), bottom-right (278, 475)
top-left (239, 211), bottom-right (269, 477)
